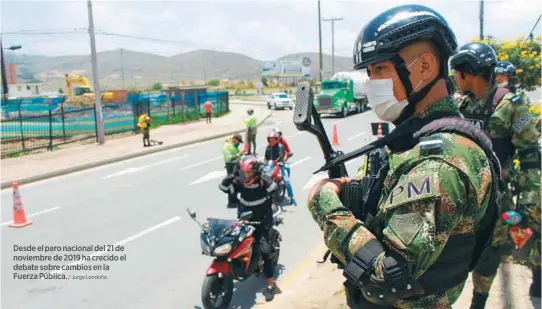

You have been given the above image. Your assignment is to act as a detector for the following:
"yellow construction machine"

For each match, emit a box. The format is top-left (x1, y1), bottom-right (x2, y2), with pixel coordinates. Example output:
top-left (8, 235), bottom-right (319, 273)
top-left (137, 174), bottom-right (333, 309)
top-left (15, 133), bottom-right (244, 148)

top-left (64, 74), bottom-right (116, 105)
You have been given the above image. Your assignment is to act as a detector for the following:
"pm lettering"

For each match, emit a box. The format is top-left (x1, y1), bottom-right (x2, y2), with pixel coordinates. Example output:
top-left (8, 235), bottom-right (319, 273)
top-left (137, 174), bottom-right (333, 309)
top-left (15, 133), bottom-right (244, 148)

top-left (389, 176), bottom-right (432, 205)
top-left (408, 176), bottom-right (431, 197)
top-left (512, 113), bottom-right (533, 133)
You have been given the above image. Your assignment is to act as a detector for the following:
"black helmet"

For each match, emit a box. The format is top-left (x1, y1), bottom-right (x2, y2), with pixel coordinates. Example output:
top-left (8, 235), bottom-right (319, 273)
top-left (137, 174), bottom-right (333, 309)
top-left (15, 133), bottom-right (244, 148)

top-left (352, 4), bottom-right (458, 124)
top-left (449, 42), bottom-right (497, 75)
top-left (353, 4), bottom-right (457, 73)
top-left (495, 61), bottom-right (516, 76)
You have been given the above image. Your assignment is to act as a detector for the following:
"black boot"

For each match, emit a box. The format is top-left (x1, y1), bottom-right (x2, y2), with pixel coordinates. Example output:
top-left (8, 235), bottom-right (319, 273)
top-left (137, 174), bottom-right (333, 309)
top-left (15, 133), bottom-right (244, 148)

top-left (470, 291), bottom-right (489, 309)
top-left (530, 267), bottom-right (541, 298)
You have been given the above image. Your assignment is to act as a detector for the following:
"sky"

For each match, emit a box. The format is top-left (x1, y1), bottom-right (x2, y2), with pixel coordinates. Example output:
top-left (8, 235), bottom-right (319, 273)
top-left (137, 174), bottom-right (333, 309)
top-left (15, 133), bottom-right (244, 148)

top-left (1, 0), bottom-right (541, 61)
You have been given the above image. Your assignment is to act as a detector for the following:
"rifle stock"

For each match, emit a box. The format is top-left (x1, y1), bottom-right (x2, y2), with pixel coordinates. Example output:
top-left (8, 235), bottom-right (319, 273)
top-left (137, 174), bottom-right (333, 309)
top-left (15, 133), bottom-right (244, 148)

top-left (293, 82), bottom-right (348, 178)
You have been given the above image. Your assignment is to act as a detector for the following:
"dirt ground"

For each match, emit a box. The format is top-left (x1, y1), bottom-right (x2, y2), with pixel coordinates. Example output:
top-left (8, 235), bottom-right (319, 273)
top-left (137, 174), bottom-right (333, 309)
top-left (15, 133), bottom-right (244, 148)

top-left (255, 245), bottom-right (542, 309)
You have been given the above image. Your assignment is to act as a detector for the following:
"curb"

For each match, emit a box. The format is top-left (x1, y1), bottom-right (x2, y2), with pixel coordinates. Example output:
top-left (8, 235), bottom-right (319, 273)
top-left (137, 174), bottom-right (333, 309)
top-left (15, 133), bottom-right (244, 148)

top-left (1, 111), bottom-right (274, 189)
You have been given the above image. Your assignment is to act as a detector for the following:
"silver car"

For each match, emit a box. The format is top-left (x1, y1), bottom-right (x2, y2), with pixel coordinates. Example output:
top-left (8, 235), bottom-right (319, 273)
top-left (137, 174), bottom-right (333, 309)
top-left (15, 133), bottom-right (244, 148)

top-left (267, 92), bottom-right (294, 110)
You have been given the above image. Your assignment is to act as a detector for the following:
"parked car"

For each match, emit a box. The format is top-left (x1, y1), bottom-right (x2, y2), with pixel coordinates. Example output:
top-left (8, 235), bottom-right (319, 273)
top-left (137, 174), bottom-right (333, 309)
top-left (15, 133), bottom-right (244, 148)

top-left (267, 92), bottom-right (294, 110)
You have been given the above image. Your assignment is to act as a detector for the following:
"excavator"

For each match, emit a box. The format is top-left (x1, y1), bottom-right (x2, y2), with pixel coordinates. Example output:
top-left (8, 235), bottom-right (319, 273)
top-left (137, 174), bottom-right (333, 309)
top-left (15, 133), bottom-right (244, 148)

top-left (64, 74), bottom-right (116, 104)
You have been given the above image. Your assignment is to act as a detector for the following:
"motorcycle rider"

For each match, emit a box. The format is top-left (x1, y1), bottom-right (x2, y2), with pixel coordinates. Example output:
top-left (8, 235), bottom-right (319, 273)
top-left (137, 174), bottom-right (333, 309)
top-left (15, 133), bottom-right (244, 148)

top-left (265, 131), bottom-right (296, 206)
top-left (218, 155), bottom-right (279, 301)
top-left (222, 134), bottom-right (246, 208)
top-left (273, 128), bottom-right (292, 177)
top-left (451, 42), bottom-right (541, 307)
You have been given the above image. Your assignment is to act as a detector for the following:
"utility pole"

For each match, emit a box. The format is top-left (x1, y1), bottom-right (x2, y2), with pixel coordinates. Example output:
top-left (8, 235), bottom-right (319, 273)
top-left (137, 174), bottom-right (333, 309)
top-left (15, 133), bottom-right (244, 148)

top-left (87, 0), bottom-right (105, 144)
top-left (323, 17), bottom-right (343, 76)
top-left (1, 41), bottom-right (22, 100)
top-left (1, 40), bottom-right (7, 101)
top-left (525, 14), bottom-right (542, 43)
top-left (120, 48), bottom-right (125, 90)
top-left (479, 0), bottom-right (484, 40)
top-left (318, 0), bottom-right (323, 82)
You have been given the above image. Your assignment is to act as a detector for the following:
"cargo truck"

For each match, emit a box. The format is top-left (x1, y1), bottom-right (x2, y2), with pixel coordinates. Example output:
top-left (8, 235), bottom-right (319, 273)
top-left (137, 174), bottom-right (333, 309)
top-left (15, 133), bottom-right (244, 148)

top-left (315, 70), bottom-right (369, 117)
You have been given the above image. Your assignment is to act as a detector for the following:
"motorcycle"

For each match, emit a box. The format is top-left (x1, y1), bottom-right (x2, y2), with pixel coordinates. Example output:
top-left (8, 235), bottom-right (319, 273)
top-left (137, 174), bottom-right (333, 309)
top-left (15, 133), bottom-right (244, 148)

top-left (263, 152), bottom-right (293, 204)
top-left (187, 206), bottom-right (283, 309)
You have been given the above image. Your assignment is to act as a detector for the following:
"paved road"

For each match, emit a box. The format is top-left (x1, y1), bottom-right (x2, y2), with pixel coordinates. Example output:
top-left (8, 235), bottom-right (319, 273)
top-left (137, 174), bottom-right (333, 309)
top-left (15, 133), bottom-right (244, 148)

top-left (1, 108), bottom-right (379, 309)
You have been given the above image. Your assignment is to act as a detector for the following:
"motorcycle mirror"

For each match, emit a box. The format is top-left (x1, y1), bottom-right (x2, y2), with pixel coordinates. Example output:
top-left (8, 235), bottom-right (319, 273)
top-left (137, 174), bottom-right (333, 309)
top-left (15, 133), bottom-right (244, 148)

top-left (186, 208), bottom-right (196, 219)
top-left (293, 82), bottom-right (313, 131)
top-left (287, 152), bottom-right (293, 158)
top-left (239, 211), bottom-right (253, 221)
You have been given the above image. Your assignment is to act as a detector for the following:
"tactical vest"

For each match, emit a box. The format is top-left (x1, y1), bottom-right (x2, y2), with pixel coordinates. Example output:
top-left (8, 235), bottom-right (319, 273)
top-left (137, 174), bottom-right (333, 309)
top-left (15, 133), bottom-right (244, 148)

top-left (324, 113), bottom-right (505, 306)
top-left (460, 87), bottom-right (515, 164)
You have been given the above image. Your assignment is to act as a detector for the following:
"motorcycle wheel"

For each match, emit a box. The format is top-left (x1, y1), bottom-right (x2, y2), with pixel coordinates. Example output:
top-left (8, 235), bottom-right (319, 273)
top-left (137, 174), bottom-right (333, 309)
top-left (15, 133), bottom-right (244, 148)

top-left (201, 274), bottom-right (234, 309)
top-left (268, 228), bottom-right (282, 269)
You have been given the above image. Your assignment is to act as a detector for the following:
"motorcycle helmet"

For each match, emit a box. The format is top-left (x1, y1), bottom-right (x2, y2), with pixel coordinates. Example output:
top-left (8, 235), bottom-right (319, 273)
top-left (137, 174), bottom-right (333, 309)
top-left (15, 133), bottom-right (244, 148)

top-left (238, 155), bottom-right (261, 186)
top-left (267, 131), bottom-right (280, 147)
top-left (273, 127), bottom-right (283, 138)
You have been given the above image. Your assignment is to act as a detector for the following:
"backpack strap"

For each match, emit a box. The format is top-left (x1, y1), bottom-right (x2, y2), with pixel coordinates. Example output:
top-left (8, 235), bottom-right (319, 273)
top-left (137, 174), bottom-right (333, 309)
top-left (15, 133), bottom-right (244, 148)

top-left (413, 117), bottom-right (504, 270)
top-left (493, 87), bottom-right (510, 108)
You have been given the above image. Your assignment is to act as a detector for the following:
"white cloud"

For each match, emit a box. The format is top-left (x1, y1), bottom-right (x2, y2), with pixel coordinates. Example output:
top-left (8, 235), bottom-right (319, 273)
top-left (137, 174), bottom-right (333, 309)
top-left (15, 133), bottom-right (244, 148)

top-left (1, 0), bottom-right (540, 61)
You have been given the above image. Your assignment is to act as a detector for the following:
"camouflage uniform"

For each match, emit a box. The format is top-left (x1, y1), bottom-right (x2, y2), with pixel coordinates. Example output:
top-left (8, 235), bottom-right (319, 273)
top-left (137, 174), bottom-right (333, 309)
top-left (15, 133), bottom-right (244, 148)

top-left (308, 97), bottom-right (494, 308)
top-left (458, 86), bottom-right (541, 295)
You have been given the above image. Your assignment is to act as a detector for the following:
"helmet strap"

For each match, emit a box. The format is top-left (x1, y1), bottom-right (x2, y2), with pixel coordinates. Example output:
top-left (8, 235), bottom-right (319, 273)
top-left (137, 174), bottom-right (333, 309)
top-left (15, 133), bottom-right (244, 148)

top-left (391, 54), bottom-right (441, 125)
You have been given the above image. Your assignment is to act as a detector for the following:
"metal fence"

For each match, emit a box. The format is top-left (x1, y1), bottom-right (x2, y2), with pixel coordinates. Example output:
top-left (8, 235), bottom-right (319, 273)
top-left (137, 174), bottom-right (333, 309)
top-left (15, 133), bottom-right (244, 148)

top-left (0, 91), bottom-right (229, 158)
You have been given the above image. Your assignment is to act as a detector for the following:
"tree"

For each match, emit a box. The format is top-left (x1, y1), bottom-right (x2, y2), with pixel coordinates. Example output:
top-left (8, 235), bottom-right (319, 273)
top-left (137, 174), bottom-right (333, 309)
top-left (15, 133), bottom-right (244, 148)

top-left (207, 79), bottom-right (220, 86)
top-left (261, 76), bottom-right (268, 87)
top-left (151, 82), bottom-right (162, 90)
top-left (472, 36), bottom-right (541, 91)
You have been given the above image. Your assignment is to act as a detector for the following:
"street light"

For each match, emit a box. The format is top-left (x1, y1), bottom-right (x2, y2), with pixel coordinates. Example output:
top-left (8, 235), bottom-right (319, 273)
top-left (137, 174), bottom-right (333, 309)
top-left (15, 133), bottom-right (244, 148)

top-left (1, 41), bottom-right (22, 100)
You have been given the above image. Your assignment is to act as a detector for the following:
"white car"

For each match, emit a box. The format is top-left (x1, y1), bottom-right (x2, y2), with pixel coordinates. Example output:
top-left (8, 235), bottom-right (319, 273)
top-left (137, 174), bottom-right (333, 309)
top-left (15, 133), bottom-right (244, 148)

top-left (267, 93), bottom-right (294, 110)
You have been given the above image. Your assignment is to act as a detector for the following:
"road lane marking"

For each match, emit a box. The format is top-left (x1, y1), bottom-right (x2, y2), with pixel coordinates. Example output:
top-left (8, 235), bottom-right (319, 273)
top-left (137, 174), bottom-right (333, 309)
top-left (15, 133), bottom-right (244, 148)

top-left (190, 170), bottom-right (227, 185)
top-left (289, 157), bottom-right (311, 167)
top-left (1, 206), bottom-right (62, 226)
top-left (50, 216), bottom-right (181, 276)
top-left (104, 155), bottom-right (188, 179)
top-left (347, 132), bottom-right (366, 141)
top-left (180, 156), bottom-right (221, 171)
top-left (285, 132), bottom-right (303, 138)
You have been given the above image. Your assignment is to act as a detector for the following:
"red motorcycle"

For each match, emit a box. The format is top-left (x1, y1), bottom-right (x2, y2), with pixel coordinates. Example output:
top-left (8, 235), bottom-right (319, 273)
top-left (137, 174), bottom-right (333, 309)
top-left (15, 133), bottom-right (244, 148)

top-left (187, 207), bottom-right (282, 309)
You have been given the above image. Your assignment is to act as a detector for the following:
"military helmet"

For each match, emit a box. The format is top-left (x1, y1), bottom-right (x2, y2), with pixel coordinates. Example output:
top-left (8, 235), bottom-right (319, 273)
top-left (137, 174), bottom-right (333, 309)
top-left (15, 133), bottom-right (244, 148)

top-left (449, 42), bottom-right (498, 75)
top-left (352, 4), bottom-right (458, 73)
top-left (495, 61), bottom-right (516, 76)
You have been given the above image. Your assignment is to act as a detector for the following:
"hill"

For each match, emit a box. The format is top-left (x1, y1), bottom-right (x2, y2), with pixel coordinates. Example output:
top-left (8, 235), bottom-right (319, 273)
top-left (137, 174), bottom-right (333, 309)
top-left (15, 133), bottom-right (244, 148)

top-left (3, 49), bottom-right (352, 91)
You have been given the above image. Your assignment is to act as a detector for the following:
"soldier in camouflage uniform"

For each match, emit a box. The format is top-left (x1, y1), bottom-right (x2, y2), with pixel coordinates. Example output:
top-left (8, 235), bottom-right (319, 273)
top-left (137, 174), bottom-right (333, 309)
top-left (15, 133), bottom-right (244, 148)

top-left (450, 42), bottom-right (541, 308)
top-left (307, 5), bottom-right (500, 309)
top-left (495, 60), bottom-right (532, 104)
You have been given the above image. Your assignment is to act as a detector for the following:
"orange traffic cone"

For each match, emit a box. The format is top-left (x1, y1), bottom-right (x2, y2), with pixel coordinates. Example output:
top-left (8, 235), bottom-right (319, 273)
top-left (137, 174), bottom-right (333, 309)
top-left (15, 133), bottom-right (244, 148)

top-left (9, 182), bottom-right (32, 228)
top-left (332, 123), bottom-right (340, 146)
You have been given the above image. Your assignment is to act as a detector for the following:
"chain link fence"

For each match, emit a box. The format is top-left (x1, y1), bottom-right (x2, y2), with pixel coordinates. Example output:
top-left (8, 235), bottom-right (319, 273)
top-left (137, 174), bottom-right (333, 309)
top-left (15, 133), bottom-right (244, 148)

top-left (0, 90), bottom-right (229, 158)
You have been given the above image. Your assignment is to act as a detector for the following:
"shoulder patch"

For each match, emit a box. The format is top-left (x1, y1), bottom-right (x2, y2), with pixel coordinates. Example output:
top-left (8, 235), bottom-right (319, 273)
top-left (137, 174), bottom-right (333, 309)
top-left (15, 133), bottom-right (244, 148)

top-left (383, 173), bottom-right (440, 210)
top-left (511, 94), bottom-right (522, 104)
top-left (389, 212), bottom-right (424, 246)
top-left (419, 134), bottom-right (443, 154)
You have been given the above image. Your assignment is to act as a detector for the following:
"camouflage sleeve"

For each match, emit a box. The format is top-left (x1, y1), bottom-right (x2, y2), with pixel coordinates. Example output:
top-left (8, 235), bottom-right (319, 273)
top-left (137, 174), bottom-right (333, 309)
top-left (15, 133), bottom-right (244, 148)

top-left (510, 99), bottom-right (541, 221)
top-left (307, 159), bottom-right (470, 281)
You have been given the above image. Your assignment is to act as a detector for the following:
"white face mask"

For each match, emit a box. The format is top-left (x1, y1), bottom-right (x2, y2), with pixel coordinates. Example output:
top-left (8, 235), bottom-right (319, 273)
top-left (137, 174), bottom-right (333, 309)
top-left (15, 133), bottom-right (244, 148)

top-left (497, 80), bottom-right (508, 88)
top-left (366, 57), bottom-right (423, 122)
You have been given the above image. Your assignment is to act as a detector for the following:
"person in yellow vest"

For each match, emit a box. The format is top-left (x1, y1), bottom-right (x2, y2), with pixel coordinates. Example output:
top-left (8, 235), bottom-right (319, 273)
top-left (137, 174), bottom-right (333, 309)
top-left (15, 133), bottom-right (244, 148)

top-left (223, 134), bottom-right (246, 208)
top-left (245, 108), bottom-right (257, 155)
top-left (137, 112), bottom-right (151, 147)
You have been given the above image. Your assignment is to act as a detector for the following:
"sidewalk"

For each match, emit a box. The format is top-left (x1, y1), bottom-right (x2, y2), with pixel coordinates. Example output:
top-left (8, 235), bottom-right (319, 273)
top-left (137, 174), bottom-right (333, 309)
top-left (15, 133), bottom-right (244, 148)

top-left (0, 104), bottom-right (271, 188)
top-left (257, 243), bottom-right (541, 309)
